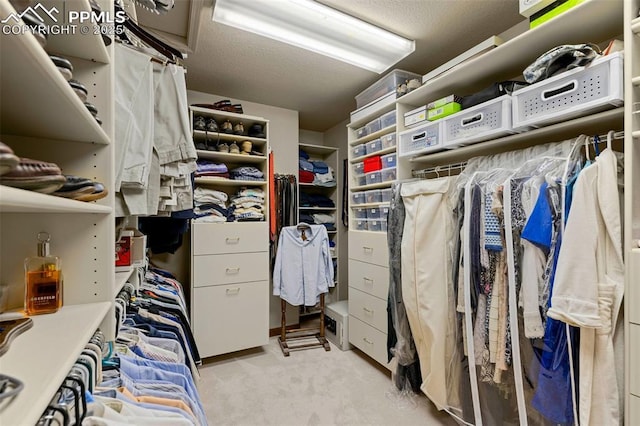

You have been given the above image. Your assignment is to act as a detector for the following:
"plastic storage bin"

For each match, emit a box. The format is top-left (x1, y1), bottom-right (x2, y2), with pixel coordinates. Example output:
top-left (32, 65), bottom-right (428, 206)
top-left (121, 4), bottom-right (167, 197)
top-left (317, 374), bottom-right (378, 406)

top-left (354, 219), bottom-right (368, 231)
top-left (398, 120), bottom-right (443, 157)
top-left (355, 126), bottom-right (368, 139)
top-left (380, 133), bottom-right (396, 149)
top-left (352, 161), bottom-right (364, 176)
top-left (366, 189), bottom-right (382, 203)
top-left (363, 156), bottom-right (382, 173)
top-left (381, 167), bottom-right (397, 182)
top-left (366, 138), bottom-right (382, 155)
top-left (368, 219), bottom-right (383, 232)
top-left (366, 207), bottom-right (382, 219)
top-left (354, 207), bottom-right (367, 219)
top-left (442, 95), bottom-right (514, 148)
top-left (512, 52), bottom-right (624, 130)
top-left (351, 192), bottom-right (365, 205)
top-left (380, 206), bottom-right (390, 220)
top-left (381, 153), bottom-right (396, 169)
top-left (365, 171), bottom-right (382, 185)
top-left (380, 188), bottom-right (392, 203)
top-left (354, 174), bottom-right (367, 186)
top-left (365, 118), bottom-right (381, 135)
top-left (355, 69), bottom-right (421, 109)
top-left (351, 143), bottom-right (366, 158)
top-left (380, 219), bottom-right (388, 232)
top-left (379, 110), bottom-right (396, 128)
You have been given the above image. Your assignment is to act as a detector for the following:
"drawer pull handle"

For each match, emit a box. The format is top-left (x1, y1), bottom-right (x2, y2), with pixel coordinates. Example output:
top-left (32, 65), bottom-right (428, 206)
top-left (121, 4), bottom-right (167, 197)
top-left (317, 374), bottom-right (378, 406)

top-left (362, 307), bottom-right (374, 314)
top-left (461, 113), bottom-right (483, 127)
top-left (363, 337), bottom-right (373, 345)
top-left (362, 246), bottom-right (373, 252)
top-left (541, 79), bottom-right (577, 101)
top-left (363, 277), bottom-right (373, 284)
top-left (412, 131), bottom-right (426, 141)
top-left (226, 237), bottom-right (240, 244)
top-left (226, 288), bottom-right (240, 295)
top-left (226, 267), bottom-right (240, 274)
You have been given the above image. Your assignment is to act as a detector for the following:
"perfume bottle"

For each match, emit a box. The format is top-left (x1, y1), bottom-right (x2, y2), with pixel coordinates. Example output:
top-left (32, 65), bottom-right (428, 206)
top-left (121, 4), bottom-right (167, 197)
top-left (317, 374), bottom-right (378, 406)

top-left (24, 232), bottom-right (62, 315)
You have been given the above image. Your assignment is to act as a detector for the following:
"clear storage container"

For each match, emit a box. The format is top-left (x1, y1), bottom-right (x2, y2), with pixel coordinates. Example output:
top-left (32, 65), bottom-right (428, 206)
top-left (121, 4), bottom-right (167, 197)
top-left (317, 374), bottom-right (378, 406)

top-left (354, 207), bottom-right (367, 219)
top-left (368, 219), bottom-right (383, 232)
top-left (351, 143), bottom-right (366, 158)
top-left (365, 171), bottom-right (382, 185)
top-left (380, 219), bottom-right (388, 232)
top-left (352, 161), bottom-right (364, 176)
top-left (365, 118), bottom-right (381, 135)
top-left (366, 138), bottom-right (382, 155)
top-left (366, 189), bottom-right (382, 203)
top-left (354, 174), bottom-right (367, 186)
top-left (380, 206), bottom-right (390, 219)
top-left (355, 219), bottom-right (368, 231)
top-left (380, 133), bottom-right (397, 149)
top-left (366, 207), bottom-right (381, 219)
top-left (351, 192), bottom-right (365, 205)
top-left (355, 69), bottom-right (421, 108)
top-left (380, 188), bottom-right (392, 203)
top-left (381, 153), bottom-right (397, 169)
top-left (381, 167), bottom-right (397, 182)
top-left (379, 110), bottom-right (396, 128)
top-left (355, 126), bottom-right (368, 139)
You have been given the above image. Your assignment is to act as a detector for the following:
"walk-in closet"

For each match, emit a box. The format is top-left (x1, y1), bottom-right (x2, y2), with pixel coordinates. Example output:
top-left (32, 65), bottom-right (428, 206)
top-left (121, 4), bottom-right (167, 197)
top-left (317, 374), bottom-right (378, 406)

top-left (0, 0), bottom-right (638, 425)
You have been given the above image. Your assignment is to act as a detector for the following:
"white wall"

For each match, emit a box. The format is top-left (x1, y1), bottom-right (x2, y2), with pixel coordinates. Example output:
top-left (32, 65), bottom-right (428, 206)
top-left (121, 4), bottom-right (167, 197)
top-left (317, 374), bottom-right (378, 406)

top-left (299, 129), bottom-right (324, 146)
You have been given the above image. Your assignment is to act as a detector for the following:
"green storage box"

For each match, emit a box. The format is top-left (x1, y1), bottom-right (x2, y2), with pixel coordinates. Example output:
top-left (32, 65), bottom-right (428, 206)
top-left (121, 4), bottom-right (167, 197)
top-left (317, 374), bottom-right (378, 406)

top-left (530, 0), bottom-right (584, 29)
top-left (427, 102), bottom-right (461, 121)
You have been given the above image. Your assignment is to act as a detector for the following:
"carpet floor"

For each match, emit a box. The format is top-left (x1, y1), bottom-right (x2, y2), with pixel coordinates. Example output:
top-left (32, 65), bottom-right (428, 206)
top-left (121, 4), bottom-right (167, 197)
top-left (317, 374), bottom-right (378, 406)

top-left (198, 336), bottom-right (457, 426)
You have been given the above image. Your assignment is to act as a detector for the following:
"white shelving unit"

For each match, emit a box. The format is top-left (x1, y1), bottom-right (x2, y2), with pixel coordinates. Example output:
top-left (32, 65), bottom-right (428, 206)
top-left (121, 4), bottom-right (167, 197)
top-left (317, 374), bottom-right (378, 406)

top-left (297, 143), bottom-right (342, 304)
top-left (0, 2), bottom-right (115, 423)
top-left (188, 106), bottom-right (270, 357)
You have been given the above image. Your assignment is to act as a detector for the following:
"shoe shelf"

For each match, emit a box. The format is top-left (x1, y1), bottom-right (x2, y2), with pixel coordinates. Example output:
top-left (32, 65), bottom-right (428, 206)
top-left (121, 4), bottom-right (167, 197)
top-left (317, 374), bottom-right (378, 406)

top-left (0, 301), bottom-right (111, 426)
top-left (39, 0), bottom-right (111, 64)
top-left (114, 267), bottom-right (135, 299)
top-left (350, 181), bottom-right (393, 192)
top-left (0, 1), bottom-right (110, 145)
top-left (194, 177), bottom-right (267, 187)
top-left (351, 146), bottom-right (396, 163)
top-left (190, 106), bottom-right (268, 129)
top-left (196, 149), bottom-right (267, 164)
top-left (192, 130), bottom-right (268, 147)
top-left (349, 125), bottom-right (396, 146)
top-left (0, 185), bottom-right (112, 214)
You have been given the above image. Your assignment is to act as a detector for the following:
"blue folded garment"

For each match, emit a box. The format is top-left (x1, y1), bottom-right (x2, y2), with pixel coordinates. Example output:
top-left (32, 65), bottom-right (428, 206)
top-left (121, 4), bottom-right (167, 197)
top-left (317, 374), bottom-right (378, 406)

top-left (310, 160), bottom-right (329, 174)
top-left (299, 158), bottom-right (314, 172)
top-left (299, 149), bottom-right (310, 160)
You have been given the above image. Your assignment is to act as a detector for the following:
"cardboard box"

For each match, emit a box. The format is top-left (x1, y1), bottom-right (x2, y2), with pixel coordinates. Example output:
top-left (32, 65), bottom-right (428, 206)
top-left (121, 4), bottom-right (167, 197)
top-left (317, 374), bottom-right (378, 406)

top-left (404, 105), bottom-right (427, 127)
top-left (427, 95), bottom-right (462, 110)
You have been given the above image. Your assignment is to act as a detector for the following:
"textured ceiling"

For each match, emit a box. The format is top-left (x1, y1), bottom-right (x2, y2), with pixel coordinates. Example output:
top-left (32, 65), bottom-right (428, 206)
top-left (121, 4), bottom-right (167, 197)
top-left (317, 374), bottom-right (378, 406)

top-left (176, 0), bottom-right (524, 131)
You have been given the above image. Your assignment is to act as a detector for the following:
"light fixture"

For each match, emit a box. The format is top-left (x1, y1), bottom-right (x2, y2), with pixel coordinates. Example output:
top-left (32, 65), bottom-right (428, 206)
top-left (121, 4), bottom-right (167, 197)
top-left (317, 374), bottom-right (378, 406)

top-left (212, 0), bottom-right (415, 74)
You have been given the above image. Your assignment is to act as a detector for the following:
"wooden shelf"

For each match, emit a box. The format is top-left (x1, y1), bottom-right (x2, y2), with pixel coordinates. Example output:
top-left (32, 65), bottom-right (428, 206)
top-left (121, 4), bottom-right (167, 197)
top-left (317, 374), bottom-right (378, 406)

top-left (194, 177), bottom-right (267, 186)
top-left (350, 181), bottom-right (394, 192)
top-left (0, 1), bottom-right (111, 144)
top-left (398, 0), bottom-right (623, 108)
top-left (299, 143), bottom-right (337, 156)
top-left (410, 108), bottom-right (624, 166)
top-left (349, 125), bottom-right (396, 146)
top-left (0, 302), bottom-right (111, 426)
top-left (192, 130), bottom-right (267, 146)
top-left (351, 146), bottom-right (397, 163)
top-left (196, 150), bottom-right (267, 164)
top-left (0, 186), bottom-right (112, 213)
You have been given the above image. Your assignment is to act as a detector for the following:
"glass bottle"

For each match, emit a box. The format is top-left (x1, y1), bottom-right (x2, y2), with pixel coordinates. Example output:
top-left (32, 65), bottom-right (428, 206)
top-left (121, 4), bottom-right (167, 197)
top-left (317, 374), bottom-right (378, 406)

top-left (24, 232), bottom-right (62, 315)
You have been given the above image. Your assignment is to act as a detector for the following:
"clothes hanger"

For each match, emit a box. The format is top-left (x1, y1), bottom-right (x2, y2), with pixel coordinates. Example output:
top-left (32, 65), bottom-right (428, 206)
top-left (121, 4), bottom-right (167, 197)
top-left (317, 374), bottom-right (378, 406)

top-left (607, 130), bottom-right (614, 150)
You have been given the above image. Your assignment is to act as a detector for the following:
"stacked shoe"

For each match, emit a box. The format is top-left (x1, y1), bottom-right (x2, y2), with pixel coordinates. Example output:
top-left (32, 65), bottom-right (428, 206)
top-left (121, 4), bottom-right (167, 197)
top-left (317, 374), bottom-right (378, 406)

top-left (193, 115), bottom-right (206, 131)
top-left (84, 102), bottom-right (103, 125)
top-left (0, 142), bottom-right (19, 176)
top-left (21, 7), bottom-right (48, 49)
top-left (69, 80), bottom-right (89, 103)
top-left (50, 55), bottom-right (74, 81)
top-left (190, 100), bottom-right (243, 114)
top-left (52, 175), bottom-right (108, 201)
top-left (248, 123), bottom-right (265, 138)
top-left (0, 156), bottom-right (66, 194)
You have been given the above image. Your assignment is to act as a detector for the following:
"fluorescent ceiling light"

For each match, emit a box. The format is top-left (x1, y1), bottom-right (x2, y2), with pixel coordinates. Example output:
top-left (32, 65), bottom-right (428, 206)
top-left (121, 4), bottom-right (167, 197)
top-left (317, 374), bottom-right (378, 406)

top-left (212, 0), bottom-right (415, 73)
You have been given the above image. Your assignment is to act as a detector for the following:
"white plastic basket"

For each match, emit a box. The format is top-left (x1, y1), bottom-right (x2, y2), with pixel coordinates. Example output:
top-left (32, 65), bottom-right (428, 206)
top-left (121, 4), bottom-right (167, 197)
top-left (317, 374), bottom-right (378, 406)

top-left (398, 120), bottom-right (443, 157)
top-left (443, 95), bottom-right (514, 148)
top-left (512, 52), bottom-right (623, 130)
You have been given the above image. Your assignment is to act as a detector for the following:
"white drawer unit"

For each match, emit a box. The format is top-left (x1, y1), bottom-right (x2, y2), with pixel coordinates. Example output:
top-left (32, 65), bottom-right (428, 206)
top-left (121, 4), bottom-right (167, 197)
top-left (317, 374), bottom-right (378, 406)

top-left (349, 287), bottom-right (388, 333)
top-left (398, 119), bottom-right (443, 157)
top-left (192, 222), bottom-right (269, 255)
top-left (349, 259), bottom-right (389, 300)
top-left (193, 252), bottom-right (269, 287)
top-left (192, 281), bottom-right (269, 358)
top-left (349, 316), bottom-right (390, 367)
top-left (512, 52), bottom-right (623, 131)
top-left (348, 231), bottom-right (389, 266)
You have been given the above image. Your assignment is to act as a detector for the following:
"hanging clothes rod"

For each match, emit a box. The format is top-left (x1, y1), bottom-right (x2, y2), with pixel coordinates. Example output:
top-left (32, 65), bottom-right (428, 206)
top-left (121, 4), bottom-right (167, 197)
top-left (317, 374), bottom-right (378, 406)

top-left (412, 161), bottom-right (468, 179)
top-left (589, 130), bottom-right (624, 143)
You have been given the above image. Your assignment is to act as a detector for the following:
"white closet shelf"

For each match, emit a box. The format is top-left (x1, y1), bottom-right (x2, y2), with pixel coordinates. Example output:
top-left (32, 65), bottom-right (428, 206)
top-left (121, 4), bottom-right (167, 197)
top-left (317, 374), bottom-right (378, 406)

top-left (299, 143), bottom-right (337, 156)
top-left (352, 202), bottom-right (390, 209)
top-left (0, 302), bottom-right (111, 426)
top-left (350, 181), bottom-right (393, 192)
top-left (192, 130), bottom-right (267, 146)
top-left (349, 125), bottom-right (396, 146)
top-left (351, 146), bottom-right (397, 163)
top-left (633, 130), bottom-right (640, 139)
top-left (39, 0), bottom-right (111, 64)
top-left (398, 0), bottom-right (623, 107)
top-left (349, 96), bottom-right (396, 128)
top-left (410, 107), bottom-right (624, 166)
top-left (632, 16), bottom-right (640, 34)
top-left (299, 206), bottom-right (337, 211)
top-left (194, 177), bottom-right (267, 186)
top-left (114, 267), bottom-right (135, 298)
top-left (196, 150), bottom-right (267, 163)
top-left (0, 2), bottom-right (111, 145)
top-left (299, 183), bottom-right (337, 188)
top-left (0, 186), bottom-right (112, 213)
top-left (190, 106), bottom-right (268, 127)
top-left (633, 76), bottom-right (640, 86)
